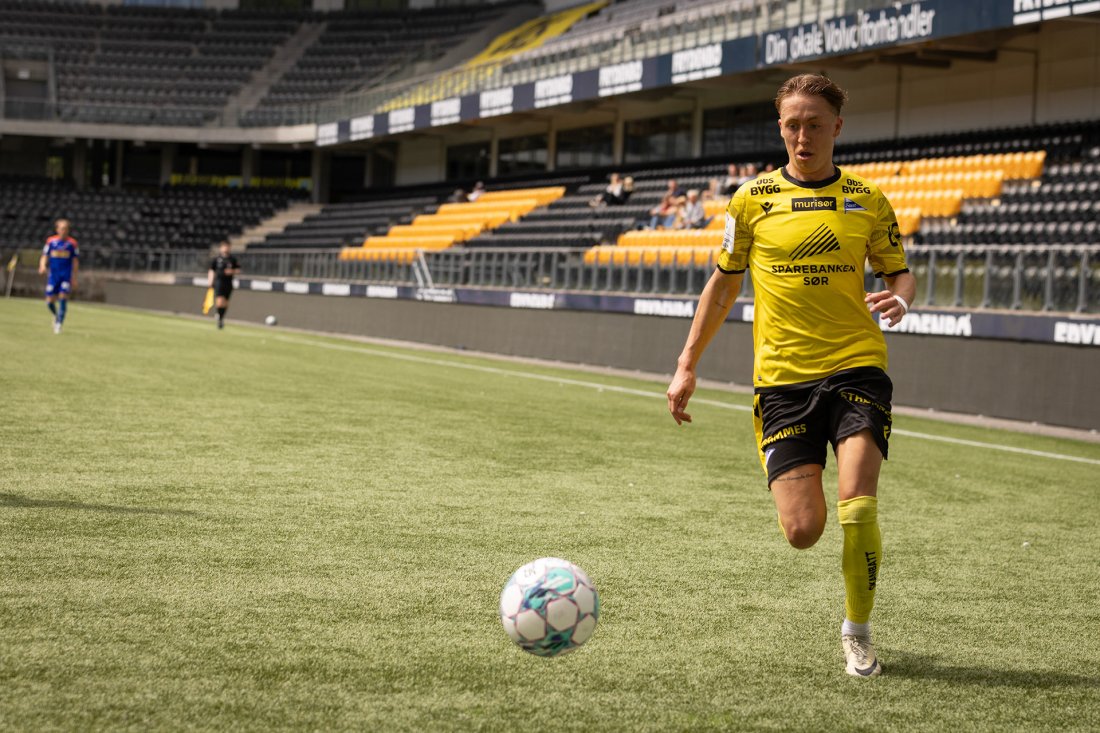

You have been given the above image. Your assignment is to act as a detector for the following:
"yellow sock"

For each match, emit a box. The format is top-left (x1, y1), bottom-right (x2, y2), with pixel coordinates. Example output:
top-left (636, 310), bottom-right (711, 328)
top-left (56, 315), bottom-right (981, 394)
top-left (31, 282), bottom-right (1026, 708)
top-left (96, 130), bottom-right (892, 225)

top-left (838, 496), bottom-right (881, 625)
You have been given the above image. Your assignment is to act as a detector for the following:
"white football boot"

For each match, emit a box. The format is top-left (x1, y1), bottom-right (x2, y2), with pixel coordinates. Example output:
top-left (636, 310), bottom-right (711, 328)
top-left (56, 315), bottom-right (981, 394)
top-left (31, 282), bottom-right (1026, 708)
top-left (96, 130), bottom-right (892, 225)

top-left (842, 634), bottom-right (881, 677)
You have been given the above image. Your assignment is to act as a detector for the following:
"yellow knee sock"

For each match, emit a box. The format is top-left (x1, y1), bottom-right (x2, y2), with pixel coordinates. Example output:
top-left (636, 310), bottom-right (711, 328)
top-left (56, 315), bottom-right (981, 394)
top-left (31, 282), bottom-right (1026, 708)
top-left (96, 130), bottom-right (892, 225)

top-left (838, 496), bottom-right (881, 625)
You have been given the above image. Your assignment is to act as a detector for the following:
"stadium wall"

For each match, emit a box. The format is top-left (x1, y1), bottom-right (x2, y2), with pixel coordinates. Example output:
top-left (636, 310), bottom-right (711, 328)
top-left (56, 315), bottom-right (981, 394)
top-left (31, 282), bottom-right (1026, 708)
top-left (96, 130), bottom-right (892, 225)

top-left (101, 282), bottom-right (1100, 432)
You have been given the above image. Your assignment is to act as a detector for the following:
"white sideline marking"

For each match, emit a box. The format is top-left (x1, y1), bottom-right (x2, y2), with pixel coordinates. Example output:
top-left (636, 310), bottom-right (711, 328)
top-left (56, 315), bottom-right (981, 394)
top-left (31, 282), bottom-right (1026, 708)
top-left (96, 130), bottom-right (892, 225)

top-left (260, 333), bottom-right (1100, 467)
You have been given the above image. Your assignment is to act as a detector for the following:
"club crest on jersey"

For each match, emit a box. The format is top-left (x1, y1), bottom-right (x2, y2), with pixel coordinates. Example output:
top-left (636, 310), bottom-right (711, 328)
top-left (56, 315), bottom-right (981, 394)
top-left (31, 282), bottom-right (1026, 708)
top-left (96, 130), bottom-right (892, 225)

top-left (843, 197), bottom-right (867, 212)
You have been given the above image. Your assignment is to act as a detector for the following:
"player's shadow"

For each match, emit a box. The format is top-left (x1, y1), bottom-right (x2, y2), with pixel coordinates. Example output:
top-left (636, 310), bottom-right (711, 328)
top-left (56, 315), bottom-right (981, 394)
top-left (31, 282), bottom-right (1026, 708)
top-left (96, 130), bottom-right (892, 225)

top-left (0, 492), bottom-right (199, 517)
top-left (886, 649), bottom-right (1100, 689)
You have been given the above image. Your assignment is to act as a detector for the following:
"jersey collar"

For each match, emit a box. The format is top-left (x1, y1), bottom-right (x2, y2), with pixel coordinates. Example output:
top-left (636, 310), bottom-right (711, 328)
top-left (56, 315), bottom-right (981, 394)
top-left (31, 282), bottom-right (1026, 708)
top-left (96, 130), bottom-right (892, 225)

top-left (781, 165), bottom-right (841, 189)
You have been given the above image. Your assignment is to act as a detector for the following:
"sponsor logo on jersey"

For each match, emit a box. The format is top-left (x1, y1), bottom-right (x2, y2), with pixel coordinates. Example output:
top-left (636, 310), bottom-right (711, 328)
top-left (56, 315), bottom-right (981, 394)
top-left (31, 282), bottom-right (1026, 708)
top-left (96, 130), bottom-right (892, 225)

top-left (790, 223), bottom-right (841, 260)
top-left (842, 178), bottom-right (871, 195)
top-left (751, 183), bottom-right (781, 196)
top-left (771, 263), bottom-right (856, 274)
top-left (843, 197), bottom-right (867, 212)
top-left (791, 197), bottom-right (837, 212)
top-left (761, 201), bottom-right (775, 214)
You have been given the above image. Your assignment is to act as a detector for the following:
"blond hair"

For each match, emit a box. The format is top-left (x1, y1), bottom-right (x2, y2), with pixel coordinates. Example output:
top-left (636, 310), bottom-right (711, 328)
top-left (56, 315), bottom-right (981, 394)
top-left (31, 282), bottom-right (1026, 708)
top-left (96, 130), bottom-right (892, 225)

top-left (775, 73), bottom-right (848, 116)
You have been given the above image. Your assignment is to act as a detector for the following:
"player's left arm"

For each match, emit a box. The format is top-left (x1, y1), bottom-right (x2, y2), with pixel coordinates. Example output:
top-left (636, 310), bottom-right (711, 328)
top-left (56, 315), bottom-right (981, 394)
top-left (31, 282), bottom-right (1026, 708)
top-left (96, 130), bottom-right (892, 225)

top-left (867, 270), bottom-right (915, 327)
top-left (864, 189), bottom-right (916, 327)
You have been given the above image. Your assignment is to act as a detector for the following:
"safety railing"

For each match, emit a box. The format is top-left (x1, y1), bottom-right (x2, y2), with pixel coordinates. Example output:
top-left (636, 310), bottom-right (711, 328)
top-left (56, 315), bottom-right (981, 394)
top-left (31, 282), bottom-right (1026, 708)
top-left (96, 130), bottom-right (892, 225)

top-left (82, 244), bottom-right (1100, 314)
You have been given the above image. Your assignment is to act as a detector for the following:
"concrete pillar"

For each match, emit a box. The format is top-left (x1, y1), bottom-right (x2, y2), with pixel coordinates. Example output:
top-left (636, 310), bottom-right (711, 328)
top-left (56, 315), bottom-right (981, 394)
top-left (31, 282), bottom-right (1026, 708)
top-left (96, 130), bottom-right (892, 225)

top-left (242, 145), bottom-right (256, 187)
top-left (160, 143), bottom-right (175, 186)
top-left (612, 111), bottom-right (625, 166)
top-left (310, 148), bottom-right (330, 203)
top-left (488, 128), bottom-right (500, 178)
top-left (691, 96), bottom-right (704, 158)
top-left (71, 140), bottom-right (87, 189)
top-left (114, 140), bottom-right (124, 188)
top-left (546, 119), bottom-right (557, 172)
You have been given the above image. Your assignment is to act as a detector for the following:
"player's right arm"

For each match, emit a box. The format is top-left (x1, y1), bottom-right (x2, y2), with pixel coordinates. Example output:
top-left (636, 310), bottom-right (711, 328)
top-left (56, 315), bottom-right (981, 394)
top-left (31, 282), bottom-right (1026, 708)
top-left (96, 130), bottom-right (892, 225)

top-left (667, 269), bottom-right (744, 425)
top-left (667, 191), bottom-right (752, 425)
top-left (39, 243), bottom-right (48, 275)
top-left (207, 258), bottom-right (216, 288)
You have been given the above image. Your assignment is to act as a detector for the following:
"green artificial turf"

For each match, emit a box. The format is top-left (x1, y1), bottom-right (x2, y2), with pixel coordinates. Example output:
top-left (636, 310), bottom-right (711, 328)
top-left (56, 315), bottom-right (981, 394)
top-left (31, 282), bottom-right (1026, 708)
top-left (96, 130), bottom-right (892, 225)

top-left (1, 298), bottom-right (1098, 732)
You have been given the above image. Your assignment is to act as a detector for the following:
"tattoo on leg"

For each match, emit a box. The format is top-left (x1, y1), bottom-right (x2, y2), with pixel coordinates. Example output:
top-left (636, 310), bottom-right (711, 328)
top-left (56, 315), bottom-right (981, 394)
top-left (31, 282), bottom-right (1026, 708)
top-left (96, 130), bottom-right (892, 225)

top-left (772, 471), bottom-right (818, 483)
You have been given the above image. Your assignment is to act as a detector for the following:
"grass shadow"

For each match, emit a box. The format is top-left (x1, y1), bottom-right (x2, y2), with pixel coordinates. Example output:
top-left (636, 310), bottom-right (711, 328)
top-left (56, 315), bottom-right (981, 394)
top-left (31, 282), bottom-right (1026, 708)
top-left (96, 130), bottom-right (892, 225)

top-left (0, 492), bottom-right (199, 517)
top-left (885, 649), bottom-right (1100, 689)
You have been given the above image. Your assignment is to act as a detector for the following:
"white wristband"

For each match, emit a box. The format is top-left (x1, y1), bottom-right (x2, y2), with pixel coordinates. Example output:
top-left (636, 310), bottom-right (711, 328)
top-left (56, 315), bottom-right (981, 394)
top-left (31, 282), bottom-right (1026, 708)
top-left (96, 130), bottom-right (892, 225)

top-left (893, 293), bottom-right (909, 314)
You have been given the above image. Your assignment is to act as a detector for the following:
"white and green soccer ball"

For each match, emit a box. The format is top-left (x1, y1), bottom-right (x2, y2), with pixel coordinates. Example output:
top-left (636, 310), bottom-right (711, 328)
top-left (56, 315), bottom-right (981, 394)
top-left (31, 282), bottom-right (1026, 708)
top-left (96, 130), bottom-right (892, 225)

top-left (499, 557), bottom-right (599, 657)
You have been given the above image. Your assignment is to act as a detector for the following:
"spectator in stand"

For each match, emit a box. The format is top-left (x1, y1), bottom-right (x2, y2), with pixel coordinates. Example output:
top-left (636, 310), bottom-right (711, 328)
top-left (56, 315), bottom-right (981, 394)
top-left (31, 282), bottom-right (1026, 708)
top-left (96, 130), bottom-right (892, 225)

top-left (763, 163), bottom-right (776, 173)
top-left (702, 177), bottom-right (722, 202)
top-left (620, 176), bottom-right (635, 203)
top-left (648, 193), bottom-right (678, 229)
top-left (676, 189), bottom-right (709, 229)
top-left (449, 188), bottom-right (469, 203)
top-left (468, 181), bottom-right (486, 201)
top-left (590, 173), bottom-right (624, 207)
top-left (721, 163), bottom-right (762, 195)
top-left (740, 163), bottom-right (759, 186)
top-left (665, 178), bottom-right (687, 201)
top-left (721, 164), bottom-right (741, 195)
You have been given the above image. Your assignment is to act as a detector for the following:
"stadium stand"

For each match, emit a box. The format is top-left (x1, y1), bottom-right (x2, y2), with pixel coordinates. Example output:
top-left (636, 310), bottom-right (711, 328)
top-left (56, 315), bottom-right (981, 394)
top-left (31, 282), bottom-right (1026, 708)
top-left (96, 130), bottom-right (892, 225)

top-left (0, 176), bottom-right (305, 251)
top-left (0, 1), bottom-right (510, 127)
top-left (249, 196), bottom-right (442, 250)
top-left (249, 118), bottom-right (1093, 271)
top-left (340, 187), bottom-right (566, 263)
top-left (242, 5), bottom-right (513, 127)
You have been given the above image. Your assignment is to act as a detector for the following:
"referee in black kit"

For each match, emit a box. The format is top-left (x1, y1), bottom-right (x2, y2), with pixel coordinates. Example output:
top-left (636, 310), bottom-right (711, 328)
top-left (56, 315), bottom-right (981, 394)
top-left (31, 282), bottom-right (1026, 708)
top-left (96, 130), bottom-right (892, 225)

top-left (208, 241), bottom-right (240, 330)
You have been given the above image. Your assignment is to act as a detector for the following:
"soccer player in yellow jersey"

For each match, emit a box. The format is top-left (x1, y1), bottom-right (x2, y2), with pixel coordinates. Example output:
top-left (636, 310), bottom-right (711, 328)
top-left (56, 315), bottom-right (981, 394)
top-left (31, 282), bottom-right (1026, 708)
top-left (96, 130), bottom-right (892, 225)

top-left (666, 74), bottom-right (917, 677)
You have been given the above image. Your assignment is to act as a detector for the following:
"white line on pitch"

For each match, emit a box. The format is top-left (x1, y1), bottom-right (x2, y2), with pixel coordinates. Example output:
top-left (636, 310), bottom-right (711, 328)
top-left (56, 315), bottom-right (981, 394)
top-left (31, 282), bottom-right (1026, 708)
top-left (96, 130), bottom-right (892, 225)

top-left (257, 333), bottom-right (1100, 467)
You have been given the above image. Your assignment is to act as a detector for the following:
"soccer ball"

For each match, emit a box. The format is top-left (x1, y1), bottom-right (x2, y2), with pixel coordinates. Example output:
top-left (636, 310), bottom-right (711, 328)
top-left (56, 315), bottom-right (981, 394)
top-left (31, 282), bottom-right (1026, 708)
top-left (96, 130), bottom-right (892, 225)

top-left (499, 557), bottom-right (599, 657)
top-left (264, 315), bottom-right (277, 326)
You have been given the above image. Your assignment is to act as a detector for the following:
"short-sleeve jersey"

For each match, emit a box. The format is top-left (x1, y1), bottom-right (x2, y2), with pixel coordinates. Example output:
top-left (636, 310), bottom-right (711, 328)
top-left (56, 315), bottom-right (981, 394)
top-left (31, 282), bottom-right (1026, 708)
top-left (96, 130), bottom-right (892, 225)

top-left (209, 254), bottom-right (239, 286)
top-left (717, 166), bottom-right (908, 389)
top-left (43, 236), bottom-right (79, 280)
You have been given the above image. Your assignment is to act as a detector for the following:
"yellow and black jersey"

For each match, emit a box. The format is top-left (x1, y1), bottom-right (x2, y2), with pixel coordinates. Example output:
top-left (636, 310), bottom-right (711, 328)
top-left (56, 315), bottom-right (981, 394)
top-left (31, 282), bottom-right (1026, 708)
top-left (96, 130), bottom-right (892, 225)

top-left (717, 166), bottom-right (908, 389)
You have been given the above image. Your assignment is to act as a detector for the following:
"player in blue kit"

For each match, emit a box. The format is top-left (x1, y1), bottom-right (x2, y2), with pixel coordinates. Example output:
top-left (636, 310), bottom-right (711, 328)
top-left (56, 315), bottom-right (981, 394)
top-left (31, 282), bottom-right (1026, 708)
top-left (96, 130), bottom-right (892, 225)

top-left (38, 219), bottom-right (79, 334)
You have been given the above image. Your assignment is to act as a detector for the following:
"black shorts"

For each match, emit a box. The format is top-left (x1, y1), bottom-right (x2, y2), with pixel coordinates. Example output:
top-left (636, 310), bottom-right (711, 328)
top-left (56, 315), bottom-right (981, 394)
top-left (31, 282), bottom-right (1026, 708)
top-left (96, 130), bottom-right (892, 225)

top-left (213, 280), bottom-right (234, 299)
top-left (752, 367), bottom-right (893, 485)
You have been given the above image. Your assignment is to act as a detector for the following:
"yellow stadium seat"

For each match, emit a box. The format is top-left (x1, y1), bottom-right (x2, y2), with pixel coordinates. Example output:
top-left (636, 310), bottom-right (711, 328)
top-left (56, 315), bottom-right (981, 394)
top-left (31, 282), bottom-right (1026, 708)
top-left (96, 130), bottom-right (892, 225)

top-left (704, 200), bottom-right (727, 217)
